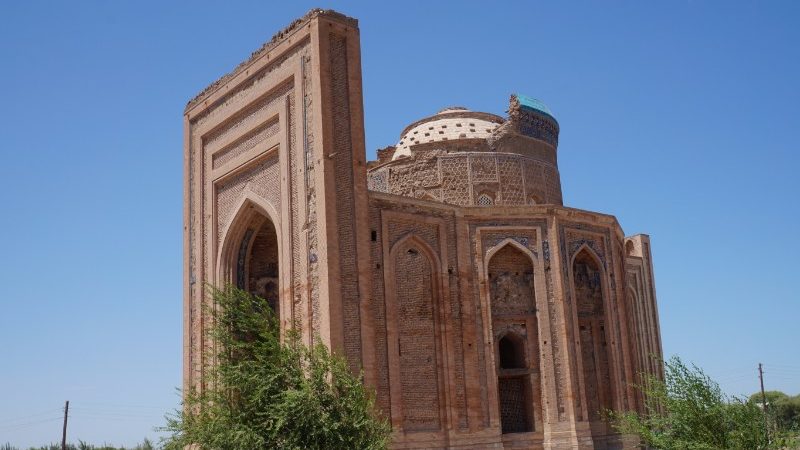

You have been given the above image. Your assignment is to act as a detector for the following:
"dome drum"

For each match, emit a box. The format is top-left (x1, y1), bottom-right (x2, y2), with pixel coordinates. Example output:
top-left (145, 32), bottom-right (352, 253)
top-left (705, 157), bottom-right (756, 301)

top-left (368, 95), bottom-right (563, 207)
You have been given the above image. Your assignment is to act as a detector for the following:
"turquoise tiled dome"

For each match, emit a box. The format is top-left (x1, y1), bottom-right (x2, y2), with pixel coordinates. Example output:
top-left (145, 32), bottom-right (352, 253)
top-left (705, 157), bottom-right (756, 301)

top-left (516, 94), bottom-right (557, 122)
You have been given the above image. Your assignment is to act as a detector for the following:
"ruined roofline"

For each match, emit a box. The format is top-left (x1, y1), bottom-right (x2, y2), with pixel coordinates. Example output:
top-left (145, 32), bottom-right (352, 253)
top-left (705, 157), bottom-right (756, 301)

top-left (184, 8), bottom-right (358, 113)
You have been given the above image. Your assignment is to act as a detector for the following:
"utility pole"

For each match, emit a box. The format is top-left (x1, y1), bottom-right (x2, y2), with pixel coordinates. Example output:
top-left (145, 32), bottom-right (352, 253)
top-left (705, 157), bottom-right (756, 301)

top-left (61, 400), bottom-right (69, 450)
top-left (759, 363), bottom-right (768, 441)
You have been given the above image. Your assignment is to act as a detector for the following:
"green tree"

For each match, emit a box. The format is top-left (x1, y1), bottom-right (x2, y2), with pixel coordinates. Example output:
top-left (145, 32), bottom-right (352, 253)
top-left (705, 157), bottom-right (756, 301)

top-left (609, 356), bottom-right (783, 450)
top-left (748, 391), bottom-right (800, 434)
top-left (161, 285), bottom-right (390, 450)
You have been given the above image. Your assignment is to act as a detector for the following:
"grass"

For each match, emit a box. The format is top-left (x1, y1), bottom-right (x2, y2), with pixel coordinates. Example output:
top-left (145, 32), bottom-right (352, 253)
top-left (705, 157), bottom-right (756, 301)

top-left (0, 439), bottom-right (155, 450)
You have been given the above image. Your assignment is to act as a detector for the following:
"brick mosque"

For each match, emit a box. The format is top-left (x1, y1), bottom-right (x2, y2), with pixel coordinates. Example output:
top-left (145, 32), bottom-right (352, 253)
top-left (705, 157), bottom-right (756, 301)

top-left (183, 9), bottom-right (663, 450)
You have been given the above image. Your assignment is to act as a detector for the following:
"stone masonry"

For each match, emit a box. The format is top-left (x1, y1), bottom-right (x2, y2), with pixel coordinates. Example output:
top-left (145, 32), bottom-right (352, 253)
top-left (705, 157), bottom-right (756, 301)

top-left (183, 9), bottom-right (664, 449)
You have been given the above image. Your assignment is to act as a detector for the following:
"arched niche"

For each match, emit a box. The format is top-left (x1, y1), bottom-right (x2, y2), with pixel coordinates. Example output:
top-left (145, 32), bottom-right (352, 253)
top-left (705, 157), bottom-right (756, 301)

top-left (625, 240), bottom-right (636, 257)
top-left (486, 242), bottom-right (542, 434)
top-left (572, 247), bottom-right (613, 421)
top-left (385, 235), bottom-right (446, 433)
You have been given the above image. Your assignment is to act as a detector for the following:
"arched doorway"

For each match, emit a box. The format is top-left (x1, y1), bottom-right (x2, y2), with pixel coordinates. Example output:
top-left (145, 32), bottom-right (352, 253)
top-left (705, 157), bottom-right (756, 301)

top-left (487, 243), bottom-right (542, 433)
top-left (223, 202), bottom-right (281, 319)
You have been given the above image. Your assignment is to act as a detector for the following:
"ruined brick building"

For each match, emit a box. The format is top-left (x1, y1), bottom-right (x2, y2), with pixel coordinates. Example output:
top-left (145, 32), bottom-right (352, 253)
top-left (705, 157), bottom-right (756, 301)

top-left (183, 9), bottom-right (663, 450)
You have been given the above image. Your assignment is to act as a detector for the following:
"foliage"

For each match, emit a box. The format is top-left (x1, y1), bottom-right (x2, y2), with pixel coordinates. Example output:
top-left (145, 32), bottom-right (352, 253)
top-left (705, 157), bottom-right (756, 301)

top-left (161, 285), bottom-right (390, 450)
top-left (608, 355), bottom-right (791, 450)
top-left (748, 390), bottom-right (800, 433)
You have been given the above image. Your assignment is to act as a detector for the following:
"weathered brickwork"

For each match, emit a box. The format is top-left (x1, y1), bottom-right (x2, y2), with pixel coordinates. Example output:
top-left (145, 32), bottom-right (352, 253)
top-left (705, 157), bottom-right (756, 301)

top-left (369, 151), bottom-right (563, 207)
top-left (489, 244), bottom-right (542, 433)
top-left (573, 250), bottom-right (612, 421)
top-left (489, 244), bottom-right (536, 317)
top-left (329, 32), bottom-right (363, 370)
top-left (212, 117), bottom-right (281, 169)
top-left (395, 240), bottom-right (441, 431)
top-left (247, 221), bottom-right (280, 313)
top-left (185, 9), bottom-right (663, 450)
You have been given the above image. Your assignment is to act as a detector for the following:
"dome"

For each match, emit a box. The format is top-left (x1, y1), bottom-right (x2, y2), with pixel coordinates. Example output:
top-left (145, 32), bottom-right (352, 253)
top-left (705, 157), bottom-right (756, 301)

top-left (393, 107), bottom-right (504, 159)
top-left (515, 94), bottom-right (557, 123)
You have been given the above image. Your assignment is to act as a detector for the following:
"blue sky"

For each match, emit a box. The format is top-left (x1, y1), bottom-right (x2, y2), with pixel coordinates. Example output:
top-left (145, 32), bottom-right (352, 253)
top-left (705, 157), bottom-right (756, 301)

top-left (1, 1), bottom-right (798, 446)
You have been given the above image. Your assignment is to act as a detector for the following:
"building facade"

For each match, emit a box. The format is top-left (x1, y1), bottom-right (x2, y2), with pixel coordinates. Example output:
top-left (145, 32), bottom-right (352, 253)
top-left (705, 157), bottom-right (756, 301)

top-left (183, 10), bottom-right (663, 449)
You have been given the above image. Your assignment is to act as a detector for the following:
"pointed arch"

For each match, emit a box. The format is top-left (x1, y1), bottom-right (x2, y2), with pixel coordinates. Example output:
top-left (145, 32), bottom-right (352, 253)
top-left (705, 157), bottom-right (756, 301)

top-left (485, 238), bottom-right (537, 270)
top-left (569, 242), bottom-right (606, 276)
top-left (216, 189), bottom-right (281, 282)
top-left (484, 239), bottom-right (542, 433)
top-left (215, 189), bottom-right (283, 321)
top-left (389, 233), bottom-right (443, 271)
top-left (384, 233), bottom-right (448, 432)
top-left (571, 244), bottom-right (614, 422)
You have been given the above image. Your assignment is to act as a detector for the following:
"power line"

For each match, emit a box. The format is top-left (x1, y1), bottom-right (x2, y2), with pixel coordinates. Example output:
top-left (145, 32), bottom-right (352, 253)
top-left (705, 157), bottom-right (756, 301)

top-left (0, 408), bottom-right (63, 425)
top-left (0, 416), bottom-right (64, 431)
top-left (77, 401), bottom-right (166, 409)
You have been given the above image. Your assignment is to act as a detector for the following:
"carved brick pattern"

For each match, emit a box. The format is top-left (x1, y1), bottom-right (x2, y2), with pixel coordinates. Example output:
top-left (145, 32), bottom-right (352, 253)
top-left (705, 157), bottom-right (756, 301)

top-left (566, 230), bottom-right (608, 271)
top-left (497, 156), bottom-right (525, 205)
top-left (517, 109), bottom-right (559, 147)
top-left (212, 117), bottom-right (280, 169)
top-left (368, 204), bottom-right (391, 414)
top-left (192, 40), bottom-right (307, 129)
top-left (483, 231), bottom-right (537, 258)
top-left (543, 166), bottom-right (562, 204)
top-left (469, 236), bottom-right (491, 425)
top-left (330, 33), bottom-right (362, 369)
top-left (487, 243), bottom-right (541, 432)
top-left (488, 245), bottom-right (536, 317)
top-left (205, 79), bottom-right (292, 157)
top-left (559, 225), bottom-right (614, 419)
top-left (574, 251), bottom-right (613, 421)
top-left (412, 152), bottom-right (441, 189)
top-left (395, 242), bottom-right (441, 431)
top-left (470, 155), bottom-right (497, 183)
top-left (288, 79), bottom-right (303, 327)
top-left (188, 120), bottom-right (197, 383)
top-left (469, 219), bottom-right (551, 424)
top-left (199, 49), bottom-right (305, 343)
top-left (524, 160), bottom-right (547, 203)
top-left (251, 156), bottom-right (281, 214)
top-left (371, 152), bottom-right (563, 206)
top-left (444, 215), bottom-right (468, 429)
top-left (303, 49), bottom-right (320, 337)
top-left (499, 377), bottom-right (528, 433)
top-left (387, 219), bottom-right (439, 253)
top-left (543, 254), bottom-right (566, 421)
top-left (367, 169), bottom-right (388, 192)
top-left (387, 152), bottom-right (441, 199)
top-left (440, 156), bottom-right (470, 205)
top-left (216, 155), bottom-right (280, 242)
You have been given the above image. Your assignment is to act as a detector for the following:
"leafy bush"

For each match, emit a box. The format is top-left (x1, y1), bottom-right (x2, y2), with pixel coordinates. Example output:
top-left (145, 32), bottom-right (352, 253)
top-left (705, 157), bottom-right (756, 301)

top-left (609, 356), bottom-right (789, 449)
top-left (161, 285), bottom-right (390, 450)
top-left (0, 440), bottom-right (154, 450)
top-left (748, 390), bottom-right (800, 433)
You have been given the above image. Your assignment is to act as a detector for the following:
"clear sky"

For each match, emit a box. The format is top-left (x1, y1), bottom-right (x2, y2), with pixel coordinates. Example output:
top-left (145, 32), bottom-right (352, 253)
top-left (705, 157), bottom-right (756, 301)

top-left (1, 1), bottom-right (798, 446)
